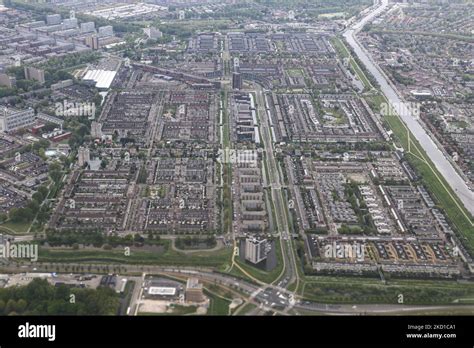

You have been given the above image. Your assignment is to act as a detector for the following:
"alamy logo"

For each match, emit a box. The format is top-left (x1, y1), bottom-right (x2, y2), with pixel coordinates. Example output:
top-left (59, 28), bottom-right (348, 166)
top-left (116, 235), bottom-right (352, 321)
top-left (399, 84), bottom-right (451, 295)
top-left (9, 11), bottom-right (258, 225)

top-left (324, 242), bottom-right (365, 261)
top-left (217, 148), bottom-right (258, 167)
top-left (380, 101), bottom-right (420, 120)
top-left (55, 100), bottom-right (96, 119)
top-left (18, 322), bottom-right (56, 341)
top-left (0, 241), bottom-right (38, 262)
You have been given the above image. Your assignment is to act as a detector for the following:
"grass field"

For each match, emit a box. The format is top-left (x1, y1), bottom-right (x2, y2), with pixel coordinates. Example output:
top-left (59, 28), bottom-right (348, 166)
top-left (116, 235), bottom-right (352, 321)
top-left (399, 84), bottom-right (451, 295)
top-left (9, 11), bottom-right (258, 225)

top-left (301, 276), bottom-right (474, 305)
top-left (38, 243), bottom-right (232, 268)
top-left (236, 303), bottom-right (258, 315)
top-left (286, 68), bottom-right (305, 78)
top-left (0, 221), bottom-right (32, 234)
top-left (221, 90), bottom-right (233, 236)
top-left (205, 290), bottom-right (231, 315)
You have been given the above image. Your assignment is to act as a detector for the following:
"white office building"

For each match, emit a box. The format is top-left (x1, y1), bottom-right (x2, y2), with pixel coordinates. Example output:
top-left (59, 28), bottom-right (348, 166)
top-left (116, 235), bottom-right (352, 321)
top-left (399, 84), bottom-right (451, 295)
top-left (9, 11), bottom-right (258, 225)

top-left (80, 22), bottom-right (95, 34)
top-left (98, 25), bottom-right (114, 38)
top-left (0, 107), bottom-right (35, 133)
top-left (46, 14), bottom-right (62, 26)
top-left (62, 18), bottom-right (78, 30)
top-left (143, 27), bottom-right (163, 40)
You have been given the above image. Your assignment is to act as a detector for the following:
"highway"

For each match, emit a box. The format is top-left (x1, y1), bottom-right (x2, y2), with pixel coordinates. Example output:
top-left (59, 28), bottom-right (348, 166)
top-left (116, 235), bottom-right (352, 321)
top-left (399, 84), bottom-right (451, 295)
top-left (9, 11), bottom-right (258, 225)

top-left (343, 0), bottom-right (474, 215)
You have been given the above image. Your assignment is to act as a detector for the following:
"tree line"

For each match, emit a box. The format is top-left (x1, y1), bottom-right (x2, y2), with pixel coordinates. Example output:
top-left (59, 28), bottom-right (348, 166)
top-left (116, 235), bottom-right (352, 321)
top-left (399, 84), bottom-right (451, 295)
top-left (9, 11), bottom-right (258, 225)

top-left (0, 278), bottom-right (119, 315)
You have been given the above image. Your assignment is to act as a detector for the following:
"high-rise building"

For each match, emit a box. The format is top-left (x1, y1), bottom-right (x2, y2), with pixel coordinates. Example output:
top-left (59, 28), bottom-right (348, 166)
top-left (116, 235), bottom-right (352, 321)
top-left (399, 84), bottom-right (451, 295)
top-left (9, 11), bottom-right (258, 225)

top-left (62, 18), bottom-right (78, 30)
top-left (51, 79), bottom-right (74, 91)
top-left (78, 146), bottom-right (90, 167)
top-left (80, 22), bottom-right (95, 34)
top-left (91, 121), bottom-right (103, 139)
top-left (24, 66), bottom-right (45, 84)
top-left (0, 73), bottom-right (16, 88)
top-left (85, 35), bottom-right (100, 50)
top-left (98, 25), bottom-right (114, 38)
top-left (233, 57), bottom-right (240, 70)
top-left (0, 107), bottom-right (35, 133)
top-left (46, 14), bottom-right (61, 26)
top-left (232, 72), bottom-right (242, 90)
top-left (245, 237), bottom-right (268, 264)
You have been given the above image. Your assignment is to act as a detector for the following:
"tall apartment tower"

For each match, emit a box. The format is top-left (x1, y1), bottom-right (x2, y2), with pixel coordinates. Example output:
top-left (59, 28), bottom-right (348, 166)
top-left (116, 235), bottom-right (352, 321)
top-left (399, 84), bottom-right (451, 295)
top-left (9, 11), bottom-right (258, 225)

top-left (232, 72), bottom-right (242, 90)
top-left (78, 146), bottom-right (90, 167)
top-left (245, 237), bottom-right (267, 264)
top-left (24, 67), bottom-right (45, 84)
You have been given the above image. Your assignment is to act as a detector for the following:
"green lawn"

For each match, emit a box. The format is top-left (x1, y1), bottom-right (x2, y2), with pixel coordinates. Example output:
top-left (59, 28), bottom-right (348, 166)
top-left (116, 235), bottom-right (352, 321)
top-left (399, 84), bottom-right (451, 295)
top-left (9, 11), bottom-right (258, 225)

top-left (206, 290), bottom-right (231, 315)
top-left (220, 90), bottom-right (233, 235)
top-left (302, 277), bottom-right (474, 305)
top-left (236, 302), bottom-right (258, 315)
top-left (0, 221), bottom-right (32, 234)
top-left (168, 304), bottom-right (198, 315)
top-left (286, 68), bottom-right (305, 78)
top-left (38, 242), bottom-right (232, 268)
top-left (221, 91), bottom-right (231, 148)
top-left (331, 37), bottom-right (349, 58)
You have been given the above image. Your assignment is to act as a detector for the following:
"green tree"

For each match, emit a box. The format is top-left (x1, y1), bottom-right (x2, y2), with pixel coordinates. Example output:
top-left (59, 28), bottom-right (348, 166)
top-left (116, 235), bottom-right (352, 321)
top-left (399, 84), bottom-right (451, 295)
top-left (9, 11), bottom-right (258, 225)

top-left (38, 186), bottom-right (49, 198)
top-left (27, 200), bottom-right (40, 214)
top-left (5, 299), bottom-right (16, 314)
top-left (32, 191), bottom-right (44, 204)
top-left (16, 299), bottom-right (27, 313)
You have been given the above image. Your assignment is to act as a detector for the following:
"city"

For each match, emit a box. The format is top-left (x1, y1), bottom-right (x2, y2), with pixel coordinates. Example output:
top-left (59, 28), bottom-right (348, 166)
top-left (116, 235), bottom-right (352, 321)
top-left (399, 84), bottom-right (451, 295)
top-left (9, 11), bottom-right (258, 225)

top-left (0, 0), bottom-right (473, 326)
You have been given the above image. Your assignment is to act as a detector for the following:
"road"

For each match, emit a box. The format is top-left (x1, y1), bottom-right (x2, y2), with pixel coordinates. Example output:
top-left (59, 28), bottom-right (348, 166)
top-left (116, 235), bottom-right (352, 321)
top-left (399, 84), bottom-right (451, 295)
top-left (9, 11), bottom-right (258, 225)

top-left (1, 261), bottom-right (471, 316)
top-left (130, 273), bottom-right (145, 316)
top-left (253, 84), bottom-right (300, 292)
top-left (343, 0), bottom-right (474, 215)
